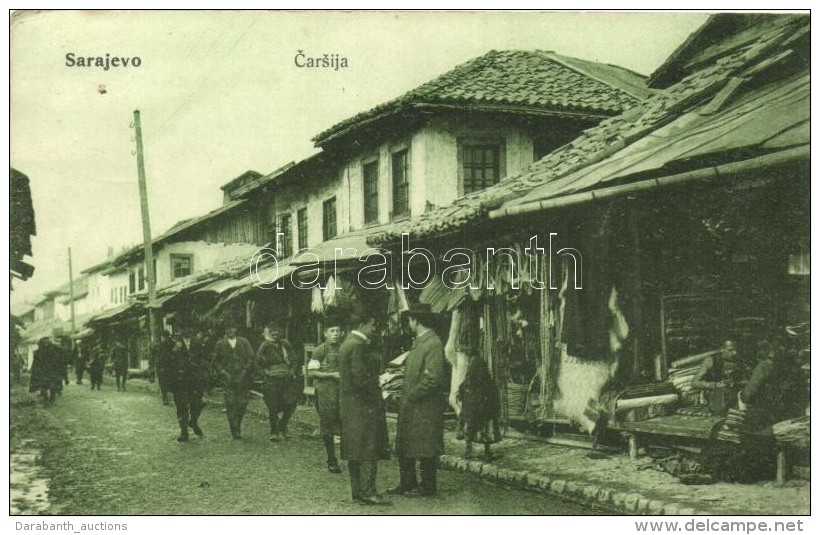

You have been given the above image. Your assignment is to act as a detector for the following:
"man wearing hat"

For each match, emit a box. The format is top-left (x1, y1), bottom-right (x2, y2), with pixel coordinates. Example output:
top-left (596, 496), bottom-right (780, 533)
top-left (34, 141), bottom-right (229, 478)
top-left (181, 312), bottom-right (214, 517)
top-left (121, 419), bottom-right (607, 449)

top-left (213, 323), bottom-right (256, 439)
top-left (308, 317), bottom-right (344, 473)
top-left (338, 312), bottom-right (392, 505)
top-left (256, 323), bottom-right (298, 441)
top-left (389, 303), bottom-right (447, 497)
top-left (168, 326), bottom-right (209, 442)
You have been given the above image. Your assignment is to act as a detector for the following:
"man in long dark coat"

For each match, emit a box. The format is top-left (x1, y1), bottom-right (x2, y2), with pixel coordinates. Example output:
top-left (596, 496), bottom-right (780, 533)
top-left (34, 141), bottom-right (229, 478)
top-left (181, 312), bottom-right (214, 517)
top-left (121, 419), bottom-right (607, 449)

top-left (168, 327), bottom-right (210, 442)
top-left (390, 303), bottom-right (447, 497)
top-left (151, 330), bottom-right (175, 405)
top-left (111, 342), bottom-right (129, 392)
top-left (338, 313), bottom-right (391, 506)
top-left (213, 324), bottom-right (256, 439)
top-left (29, 337), bottom-right (62, 405)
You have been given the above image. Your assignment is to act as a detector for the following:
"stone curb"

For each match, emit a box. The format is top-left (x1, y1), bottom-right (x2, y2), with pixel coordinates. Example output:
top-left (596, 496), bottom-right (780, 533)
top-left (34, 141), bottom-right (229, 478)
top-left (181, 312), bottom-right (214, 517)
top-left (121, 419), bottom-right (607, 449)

top-left (438, 454), bottom-right (713, 516)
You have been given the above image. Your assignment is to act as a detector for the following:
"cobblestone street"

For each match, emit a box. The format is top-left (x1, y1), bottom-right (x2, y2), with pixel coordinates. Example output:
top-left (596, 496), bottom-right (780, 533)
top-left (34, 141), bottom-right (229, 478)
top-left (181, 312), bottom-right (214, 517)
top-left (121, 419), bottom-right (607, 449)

top-left (9, 382), bottom-right (607, 515)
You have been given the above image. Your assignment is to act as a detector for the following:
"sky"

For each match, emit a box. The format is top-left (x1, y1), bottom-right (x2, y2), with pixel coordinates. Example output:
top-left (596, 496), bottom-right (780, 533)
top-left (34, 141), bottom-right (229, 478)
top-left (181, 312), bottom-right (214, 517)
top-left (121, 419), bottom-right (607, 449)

top-left (9, 10), bottom-right (711, 304)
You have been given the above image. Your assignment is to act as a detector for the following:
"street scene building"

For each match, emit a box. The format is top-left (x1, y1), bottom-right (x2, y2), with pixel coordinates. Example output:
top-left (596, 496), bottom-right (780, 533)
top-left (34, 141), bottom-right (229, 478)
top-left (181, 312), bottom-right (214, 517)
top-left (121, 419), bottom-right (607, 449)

top-left (9, 11), bottom-right (810, 518)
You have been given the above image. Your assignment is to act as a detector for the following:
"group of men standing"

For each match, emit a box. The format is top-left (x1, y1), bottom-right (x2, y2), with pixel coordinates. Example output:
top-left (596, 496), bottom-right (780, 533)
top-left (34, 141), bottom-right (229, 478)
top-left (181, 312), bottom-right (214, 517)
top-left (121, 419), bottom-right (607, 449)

top-left (149, 302), bottom-right (448, 506)
top-left (333, 304), bottom-right (447, 506)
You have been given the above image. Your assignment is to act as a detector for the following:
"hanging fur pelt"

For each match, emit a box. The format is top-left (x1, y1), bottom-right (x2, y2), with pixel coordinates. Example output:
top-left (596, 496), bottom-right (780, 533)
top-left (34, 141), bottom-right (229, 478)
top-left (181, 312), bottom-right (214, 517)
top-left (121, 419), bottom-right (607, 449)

top-left (553, 347), bottom-right (618, 433)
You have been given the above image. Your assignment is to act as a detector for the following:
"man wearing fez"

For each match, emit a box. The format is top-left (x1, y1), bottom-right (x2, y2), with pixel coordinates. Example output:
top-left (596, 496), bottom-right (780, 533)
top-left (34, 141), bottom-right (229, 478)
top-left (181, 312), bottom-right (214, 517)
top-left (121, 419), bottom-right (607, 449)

top-left (168, 325), bottom-right (210, 442)
top-left (256, 323), bottom-right (298, 442)
top-left (389, 303), bottom-right (447, 497)
top-left (308, 317), bottom-right (343, 473)
top-left (338, 312), bottom-right (392, 506)
top-left (213, 324), bottom-right (256, 439)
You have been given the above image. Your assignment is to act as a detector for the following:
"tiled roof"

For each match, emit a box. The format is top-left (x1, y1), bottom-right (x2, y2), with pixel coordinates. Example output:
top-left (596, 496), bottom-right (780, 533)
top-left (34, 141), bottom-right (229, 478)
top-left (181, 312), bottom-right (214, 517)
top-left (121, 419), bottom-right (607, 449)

top-left (313, 50), bottom-right (649, 146)
top-left (368, 15), bottom-right (808, 246)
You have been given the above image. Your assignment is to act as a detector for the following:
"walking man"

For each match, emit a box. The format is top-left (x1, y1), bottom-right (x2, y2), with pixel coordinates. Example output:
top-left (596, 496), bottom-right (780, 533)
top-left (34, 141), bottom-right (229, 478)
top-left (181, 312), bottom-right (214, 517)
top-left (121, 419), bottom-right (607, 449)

top-left (308, 319), bottom-right (343, 473)
top-left (111, 341), bottom-right (129, 392)
top-left (213, 324), bottom-right (256, 439)
top-left (256, 323), bottom-right (298, 441)
top-left (152, 330), bottom-right (175, 405)
top-left (168, 326), bottom-right (209, 442)
top-left (73, 339), bottom-right (86, 385)
top-left (389, 303), bottom-right (447, 497)
top-left (338, 313), bottom-right (391, 506)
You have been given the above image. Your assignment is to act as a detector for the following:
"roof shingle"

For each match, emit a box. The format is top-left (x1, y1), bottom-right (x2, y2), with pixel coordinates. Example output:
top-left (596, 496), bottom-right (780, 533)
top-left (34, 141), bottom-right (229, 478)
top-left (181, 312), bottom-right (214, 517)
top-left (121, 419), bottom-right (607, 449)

top-left (313, 50), bottom-right (649, 146)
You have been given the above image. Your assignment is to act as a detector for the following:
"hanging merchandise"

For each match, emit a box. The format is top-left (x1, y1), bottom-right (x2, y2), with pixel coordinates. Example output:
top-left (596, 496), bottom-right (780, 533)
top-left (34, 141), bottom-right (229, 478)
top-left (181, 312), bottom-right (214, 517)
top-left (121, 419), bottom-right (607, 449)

top-left (419, 275), bottom-right (452, 313)
top-left (331, 274), bottom-right (357, 310)
top-left (445, 308), bottom-right (470, 416)
top-left (323, 275), bottom-right (337, 307)
top-left (608, 286), bottom-right (629, 354)
top-left (468, 255), bottom-right (484, 302)
top-left (394, 281), bottom-right (410, 312)
top-left (553, 348), bottom-right (617, 434)
top-left (311, 286), bottom-right (324, 314)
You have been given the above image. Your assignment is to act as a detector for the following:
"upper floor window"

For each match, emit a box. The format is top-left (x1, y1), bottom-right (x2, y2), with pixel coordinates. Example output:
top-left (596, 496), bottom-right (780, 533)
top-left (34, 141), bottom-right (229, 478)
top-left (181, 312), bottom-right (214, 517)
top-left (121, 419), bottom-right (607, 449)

top-left (278, 213), bottom-right (293, 258)
top-left (170, 254), bottom-right (193, 279)
top-left (362, 160), bottom-right (379, 225)
top-left (128, 271), bottom-right (137, 294)
top-left (297, 207), bottom-right (308, 250)
top-left (392, 149), bottom-right (410, 219)
top-left (138, 266), bottom-right (145, 291)
top-left (459, 140), bottom-right (505, 195)
top-left (323, 197), bottom-right (337, 241)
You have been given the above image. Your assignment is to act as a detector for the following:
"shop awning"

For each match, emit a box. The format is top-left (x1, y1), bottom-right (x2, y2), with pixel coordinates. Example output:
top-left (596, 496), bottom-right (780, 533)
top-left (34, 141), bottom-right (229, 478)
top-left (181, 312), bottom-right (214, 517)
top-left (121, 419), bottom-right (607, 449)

top-left (218, 261), bottom-right (300, 304)
top-left (86, 301), bottom-right (142, 326)
top-left (192, 277), bottom-right (248, 295)
top-left (498, 73), bottom-right (809, 213)
top-left (290, 231), bottom-right (389, 266)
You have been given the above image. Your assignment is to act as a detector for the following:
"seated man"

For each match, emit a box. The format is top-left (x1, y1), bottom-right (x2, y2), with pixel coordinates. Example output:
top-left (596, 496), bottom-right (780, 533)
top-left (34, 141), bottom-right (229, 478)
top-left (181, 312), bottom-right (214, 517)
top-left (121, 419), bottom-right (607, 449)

top-left (739, 337), bottom-right (794, 429)
top-left (691, 340), bottom-right (739, 415)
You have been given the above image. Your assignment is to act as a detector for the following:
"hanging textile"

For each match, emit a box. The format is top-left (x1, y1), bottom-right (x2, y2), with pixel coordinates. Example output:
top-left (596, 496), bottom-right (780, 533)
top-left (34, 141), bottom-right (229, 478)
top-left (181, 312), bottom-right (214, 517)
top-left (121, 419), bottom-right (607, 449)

top-left (608, 286), bottom-right (630, 354)
top-left (445, 308), bottom-right (470, 416)
top-left (419, 275), bottom-right (453, 313)
top-left (311, 286), bottom-right (324, 314)
top-left (322, 275), bottom-right (337, 306)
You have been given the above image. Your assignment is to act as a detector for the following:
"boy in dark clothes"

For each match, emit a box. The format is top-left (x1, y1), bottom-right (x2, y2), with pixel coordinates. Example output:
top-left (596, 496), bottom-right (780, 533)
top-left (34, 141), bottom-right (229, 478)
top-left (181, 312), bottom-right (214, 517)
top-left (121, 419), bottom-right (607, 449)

top-left (457, 355), bottom-right (502, 461)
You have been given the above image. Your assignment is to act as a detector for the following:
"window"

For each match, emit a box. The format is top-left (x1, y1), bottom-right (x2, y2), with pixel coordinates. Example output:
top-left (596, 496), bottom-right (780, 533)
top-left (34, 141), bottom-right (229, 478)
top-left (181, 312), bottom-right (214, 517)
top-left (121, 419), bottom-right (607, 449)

top-left (392, 149), bottom-right (409, 218)
top-left (170, 254), bottom-right (193, 279)
top-left (128, 271), bottom-right (136, 294)
top-left (362, 160), bottom-right (379, 225)
top-left (323, 197), bottom-right (337, 240)
top-left (138, 267), bottom-right (145, 291)
top-left (278, 213), bottom-right (293, 258)
top-left (460, 142), bottom-right (503, 195)
top-left (297, 207), bottom-right (308, 250)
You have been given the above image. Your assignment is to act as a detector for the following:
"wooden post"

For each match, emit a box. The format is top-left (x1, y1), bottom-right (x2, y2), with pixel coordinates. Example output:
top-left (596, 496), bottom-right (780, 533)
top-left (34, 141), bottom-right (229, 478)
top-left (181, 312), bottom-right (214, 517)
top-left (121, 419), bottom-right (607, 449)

top-left (628, 434), bottom-right (639, 460)
top-left (133, 110), bottom-right (159, 347)
top-left (68, 247), bottom-right (76, 336)
top-left (776, 450), bottom-right (787, 485)
top-left (629, 203), bottom-right (644, 378)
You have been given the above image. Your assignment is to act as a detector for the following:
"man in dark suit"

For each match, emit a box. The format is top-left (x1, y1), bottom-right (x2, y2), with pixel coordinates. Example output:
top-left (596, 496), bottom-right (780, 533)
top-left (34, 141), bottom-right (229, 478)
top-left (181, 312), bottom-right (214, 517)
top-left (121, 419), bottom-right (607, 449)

top-left (338, 313), bottom-right (392, 506)
top-left (111, 341), bottom-right (129, 392)
top-left (213, 324), bottom-right (256, 439)
top-left (168, 326), bottom-right (210, 442)
top-left (389, 303), bottom-right (447, 497)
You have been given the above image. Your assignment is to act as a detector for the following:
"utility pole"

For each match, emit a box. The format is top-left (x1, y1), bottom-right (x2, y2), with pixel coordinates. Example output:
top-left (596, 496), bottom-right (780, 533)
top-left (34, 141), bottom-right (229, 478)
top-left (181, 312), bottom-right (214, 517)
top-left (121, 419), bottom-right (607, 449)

top-left (133, 110), bottom-right (160, 346)
top-left (68, 247), bottom-right (76, 336)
